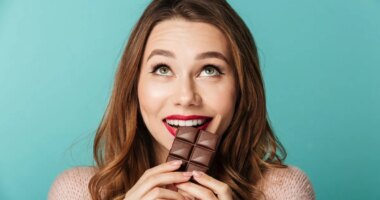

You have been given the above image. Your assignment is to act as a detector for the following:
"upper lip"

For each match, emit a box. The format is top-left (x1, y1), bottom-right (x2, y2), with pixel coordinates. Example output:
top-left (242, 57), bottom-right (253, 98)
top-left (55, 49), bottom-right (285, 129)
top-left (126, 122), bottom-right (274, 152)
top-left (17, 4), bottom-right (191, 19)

top-left (164, 115), bottom-right (212, 121)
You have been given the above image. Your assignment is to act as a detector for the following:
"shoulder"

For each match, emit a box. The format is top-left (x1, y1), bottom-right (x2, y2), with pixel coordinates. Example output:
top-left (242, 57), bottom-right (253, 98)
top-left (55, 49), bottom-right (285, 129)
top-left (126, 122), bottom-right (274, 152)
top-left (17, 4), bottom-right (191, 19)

top-left (48, 166), bottom-right (97, 200)
top-left (258, 166), bottom-right (316, 200)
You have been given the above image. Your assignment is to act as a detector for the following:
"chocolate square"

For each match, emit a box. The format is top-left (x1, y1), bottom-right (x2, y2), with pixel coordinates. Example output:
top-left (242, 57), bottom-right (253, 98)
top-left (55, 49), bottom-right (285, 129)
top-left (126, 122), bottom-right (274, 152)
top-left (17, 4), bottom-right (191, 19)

top-left (197, 130), bottom-right (219, 150)
top-left (166, 126), bottom-right (221, 174)
top-left (169, 139), bottom-right (193, 160)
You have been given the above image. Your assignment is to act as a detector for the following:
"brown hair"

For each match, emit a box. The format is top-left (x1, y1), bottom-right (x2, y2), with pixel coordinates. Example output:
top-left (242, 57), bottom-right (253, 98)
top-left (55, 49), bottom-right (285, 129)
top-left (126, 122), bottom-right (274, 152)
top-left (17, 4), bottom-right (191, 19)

top-left (89, 0), bottom-right (287, 199)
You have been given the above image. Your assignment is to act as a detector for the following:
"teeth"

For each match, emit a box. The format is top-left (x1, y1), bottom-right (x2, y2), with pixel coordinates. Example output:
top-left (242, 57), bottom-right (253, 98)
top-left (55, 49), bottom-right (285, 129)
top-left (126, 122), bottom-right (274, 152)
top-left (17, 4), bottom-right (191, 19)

top-left (179, 120), bottom-right (185, 126)
top-left (185, 120), bottom-right (192, 126)
top-left (166, 119), bottom-right (207, 127)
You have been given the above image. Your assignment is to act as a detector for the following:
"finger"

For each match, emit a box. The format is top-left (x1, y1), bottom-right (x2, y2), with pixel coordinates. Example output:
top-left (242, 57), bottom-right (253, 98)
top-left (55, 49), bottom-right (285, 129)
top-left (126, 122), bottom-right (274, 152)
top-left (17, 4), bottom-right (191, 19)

top-left (165, 183), bottom-right (178, 192)
top-left (192, 171), bottom-right (232, 200)
top-left (136, 171), bottom-right (193, 198)
top-left (145, 171), bottom-right (193, 189)
top-left (178, 189), bottom-right (197, 200)
top-left (175, 182), bottom-right (218, 200)
top-left (131, 160), bottom-right (183, 195)
top-left (142, 187), bottom-right (186, 200)
top-left (138, 160), bottom-right (183, 183)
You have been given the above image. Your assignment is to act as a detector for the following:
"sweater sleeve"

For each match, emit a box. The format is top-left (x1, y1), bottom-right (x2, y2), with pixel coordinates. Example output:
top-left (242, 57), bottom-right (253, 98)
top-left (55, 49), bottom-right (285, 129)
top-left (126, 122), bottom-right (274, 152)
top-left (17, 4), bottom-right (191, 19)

top-left (259, 166), bottom-right (316, 200)
top-left (48, 167), bottom-right (95, 200)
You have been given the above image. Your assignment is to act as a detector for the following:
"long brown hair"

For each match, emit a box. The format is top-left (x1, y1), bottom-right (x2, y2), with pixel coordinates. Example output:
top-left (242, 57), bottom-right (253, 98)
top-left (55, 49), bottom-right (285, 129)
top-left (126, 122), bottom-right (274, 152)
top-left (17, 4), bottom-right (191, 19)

top-left (89, 0), bottom-right (287, 199)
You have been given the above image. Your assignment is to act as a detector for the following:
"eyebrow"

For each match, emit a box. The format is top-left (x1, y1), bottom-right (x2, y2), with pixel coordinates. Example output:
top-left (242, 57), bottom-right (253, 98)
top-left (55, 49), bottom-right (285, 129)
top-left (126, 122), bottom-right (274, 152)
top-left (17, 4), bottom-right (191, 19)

top-left (147, 49), bottom-right (229, 63)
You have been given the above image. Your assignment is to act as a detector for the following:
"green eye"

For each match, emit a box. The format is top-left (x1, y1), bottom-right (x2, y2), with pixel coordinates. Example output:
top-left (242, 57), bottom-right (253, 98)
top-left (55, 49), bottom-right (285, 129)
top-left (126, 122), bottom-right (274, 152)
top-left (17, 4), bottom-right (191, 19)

top-left (204, 67), bottom-right (216, 74)
top-left (158, 66), bottom-right (169, 74)
top-left (151, 64), bottom-right (173, 76)
top-left (200, 65), bottom-right (222, 77)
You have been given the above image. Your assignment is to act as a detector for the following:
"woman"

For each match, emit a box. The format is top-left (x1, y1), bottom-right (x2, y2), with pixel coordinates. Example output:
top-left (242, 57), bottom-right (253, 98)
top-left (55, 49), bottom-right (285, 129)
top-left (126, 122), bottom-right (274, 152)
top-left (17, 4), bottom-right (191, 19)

top-left (49, 0), bottom-right (315, 199)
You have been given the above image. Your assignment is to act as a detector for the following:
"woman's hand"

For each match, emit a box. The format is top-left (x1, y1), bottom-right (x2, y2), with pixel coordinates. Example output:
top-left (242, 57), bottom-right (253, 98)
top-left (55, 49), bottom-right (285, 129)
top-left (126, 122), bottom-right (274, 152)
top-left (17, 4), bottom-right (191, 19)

top-left (123, 160), bottom-right (192, 200)
top-left (175, 171), bottom-right (233, 200)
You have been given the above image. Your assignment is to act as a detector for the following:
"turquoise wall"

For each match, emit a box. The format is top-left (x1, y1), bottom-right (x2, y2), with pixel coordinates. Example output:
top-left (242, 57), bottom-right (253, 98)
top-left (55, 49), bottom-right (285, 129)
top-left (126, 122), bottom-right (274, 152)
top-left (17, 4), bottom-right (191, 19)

top-left (0, 0), bottom-right (379, 199)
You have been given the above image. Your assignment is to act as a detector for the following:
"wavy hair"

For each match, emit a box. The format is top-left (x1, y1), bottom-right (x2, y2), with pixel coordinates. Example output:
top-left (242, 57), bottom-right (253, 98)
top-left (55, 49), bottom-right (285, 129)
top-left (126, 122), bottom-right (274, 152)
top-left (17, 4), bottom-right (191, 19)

top-left (89, 0), bottom-right (287, 199)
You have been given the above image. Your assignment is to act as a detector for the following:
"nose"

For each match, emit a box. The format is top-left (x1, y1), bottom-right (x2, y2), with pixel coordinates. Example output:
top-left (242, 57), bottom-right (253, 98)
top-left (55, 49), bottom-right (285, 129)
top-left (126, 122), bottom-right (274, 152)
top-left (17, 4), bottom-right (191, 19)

top-left (171, 77), bottom-right (202, 107)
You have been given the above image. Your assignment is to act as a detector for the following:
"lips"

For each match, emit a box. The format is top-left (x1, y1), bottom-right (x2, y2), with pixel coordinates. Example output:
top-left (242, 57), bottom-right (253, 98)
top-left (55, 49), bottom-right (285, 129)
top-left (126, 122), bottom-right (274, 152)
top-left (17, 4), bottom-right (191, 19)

top-left (163, 115), bottom-right (213, 136)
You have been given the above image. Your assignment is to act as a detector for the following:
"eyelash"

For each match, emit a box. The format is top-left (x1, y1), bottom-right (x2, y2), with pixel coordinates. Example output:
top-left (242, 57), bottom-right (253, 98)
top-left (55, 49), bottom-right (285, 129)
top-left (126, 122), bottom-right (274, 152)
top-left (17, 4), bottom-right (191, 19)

top-left (150, 62), bottom-right (224, 76)
top-left (150, 62), bottom-right (168, 74)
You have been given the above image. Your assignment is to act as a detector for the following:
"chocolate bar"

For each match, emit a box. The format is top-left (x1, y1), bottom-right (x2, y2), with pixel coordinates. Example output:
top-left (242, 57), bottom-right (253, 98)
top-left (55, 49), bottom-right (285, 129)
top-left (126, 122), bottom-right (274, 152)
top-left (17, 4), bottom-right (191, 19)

top-left (166, 126), bottom-right (221, 173)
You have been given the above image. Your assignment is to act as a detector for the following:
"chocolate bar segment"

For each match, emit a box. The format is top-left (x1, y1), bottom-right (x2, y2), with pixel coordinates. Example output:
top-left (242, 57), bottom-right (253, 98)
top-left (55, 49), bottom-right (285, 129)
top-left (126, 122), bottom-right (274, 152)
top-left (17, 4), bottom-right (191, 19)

top-left (197, 130), bottom-right (219, 150)
top-left (166, 126), bottom-right (220, 173)
top-left (170, 139), bottom-right (193, 160)
top-left (176, 126), bottom-right (198, 143)
top-left (190, 146), bottom-right (213, 166)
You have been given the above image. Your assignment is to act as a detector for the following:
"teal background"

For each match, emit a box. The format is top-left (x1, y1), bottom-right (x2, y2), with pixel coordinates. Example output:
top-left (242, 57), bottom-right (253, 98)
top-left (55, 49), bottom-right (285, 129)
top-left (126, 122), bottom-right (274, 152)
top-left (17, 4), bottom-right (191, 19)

top-left (0, 0), bottom-right (379, 199)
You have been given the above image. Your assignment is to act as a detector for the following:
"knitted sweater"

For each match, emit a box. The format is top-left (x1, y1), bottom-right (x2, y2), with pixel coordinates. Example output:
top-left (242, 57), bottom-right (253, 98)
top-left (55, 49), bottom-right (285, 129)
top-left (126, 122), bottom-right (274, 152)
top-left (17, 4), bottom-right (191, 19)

top-left (48, 166), bottom-right (315, 200)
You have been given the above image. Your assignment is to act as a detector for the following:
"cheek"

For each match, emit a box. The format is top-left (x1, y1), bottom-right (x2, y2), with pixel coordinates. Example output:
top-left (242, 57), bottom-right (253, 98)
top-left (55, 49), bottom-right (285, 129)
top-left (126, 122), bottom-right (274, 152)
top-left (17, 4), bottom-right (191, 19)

top-left (138, 79), bottom-right (171, 117)
top-left (218, 93), bottom-right (236, 122)
top-left (202, 80), bottom-right (237, 121)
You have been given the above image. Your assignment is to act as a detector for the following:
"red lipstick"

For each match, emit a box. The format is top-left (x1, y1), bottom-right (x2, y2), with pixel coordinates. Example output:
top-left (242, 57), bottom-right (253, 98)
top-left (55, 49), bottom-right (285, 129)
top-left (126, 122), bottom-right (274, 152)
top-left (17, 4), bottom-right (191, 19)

top-left (165, 115), bottom-right (211, 120)
top-left (163, 115), bottom-right (213, 136)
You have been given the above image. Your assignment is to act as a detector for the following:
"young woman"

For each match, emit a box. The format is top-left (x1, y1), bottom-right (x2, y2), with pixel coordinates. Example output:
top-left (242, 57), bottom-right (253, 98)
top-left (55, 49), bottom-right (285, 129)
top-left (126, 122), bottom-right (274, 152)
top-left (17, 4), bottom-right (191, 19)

top-left (49, 0), bottom-right (315, 199)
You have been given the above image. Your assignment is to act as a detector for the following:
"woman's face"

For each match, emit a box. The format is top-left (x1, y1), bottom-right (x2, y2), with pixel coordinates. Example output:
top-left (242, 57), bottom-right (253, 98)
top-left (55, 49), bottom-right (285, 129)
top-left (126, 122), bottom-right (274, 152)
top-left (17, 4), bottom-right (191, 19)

top-left (138, 19), bottom-right (237, 158)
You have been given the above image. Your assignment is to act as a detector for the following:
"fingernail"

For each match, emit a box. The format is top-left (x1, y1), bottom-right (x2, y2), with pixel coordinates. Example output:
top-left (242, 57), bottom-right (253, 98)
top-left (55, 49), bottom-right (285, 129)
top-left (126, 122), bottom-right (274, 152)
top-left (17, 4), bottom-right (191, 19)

top-left (170, 160), bottom-right (182, 166)
top-left (192, 171), bottom-right (203, 178)
top-left (182, 172), bottom-right (193, 177)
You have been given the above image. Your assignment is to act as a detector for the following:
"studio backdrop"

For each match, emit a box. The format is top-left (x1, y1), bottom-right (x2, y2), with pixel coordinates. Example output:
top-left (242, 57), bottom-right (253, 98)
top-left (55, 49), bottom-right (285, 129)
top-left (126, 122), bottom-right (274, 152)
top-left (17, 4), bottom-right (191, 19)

top-left (0, 0), bottom-right (379, 199)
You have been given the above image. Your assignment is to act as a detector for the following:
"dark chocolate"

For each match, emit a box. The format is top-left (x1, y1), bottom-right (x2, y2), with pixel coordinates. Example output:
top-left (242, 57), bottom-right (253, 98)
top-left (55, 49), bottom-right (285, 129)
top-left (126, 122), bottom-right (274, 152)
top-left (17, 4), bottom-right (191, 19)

top-left (166, 126), bottom-right (220, 173)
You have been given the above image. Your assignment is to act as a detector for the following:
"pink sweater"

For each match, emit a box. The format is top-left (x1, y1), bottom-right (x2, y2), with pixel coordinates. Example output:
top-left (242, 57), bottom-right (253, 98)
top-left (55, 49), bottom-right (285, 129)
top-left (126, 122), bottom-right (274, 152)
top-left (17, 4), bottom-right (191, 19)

top-left (48, 166), bottom-right (315, 200)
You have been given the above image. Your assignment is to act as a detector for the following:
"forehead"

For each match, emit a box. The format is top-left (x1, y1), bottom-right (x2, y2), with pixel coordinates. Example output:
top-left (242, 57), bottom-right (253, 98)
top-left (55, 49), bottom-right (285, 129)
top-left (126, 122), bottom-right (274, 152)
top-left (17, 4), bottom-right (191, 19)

top-left (143, 19), bottom-right (230, 61)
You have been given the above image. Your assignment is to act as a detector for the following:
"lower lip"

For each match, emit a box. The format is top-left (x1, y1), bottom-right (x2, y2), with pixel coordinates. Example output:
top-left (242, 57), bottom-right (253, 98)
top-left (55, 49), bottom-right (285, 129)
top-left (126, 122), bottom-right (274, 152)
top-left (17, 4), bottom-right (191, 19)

top-left (163, 120), bottom-right (212, 136)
